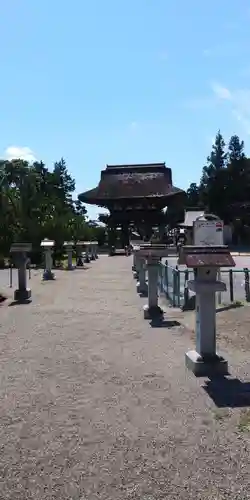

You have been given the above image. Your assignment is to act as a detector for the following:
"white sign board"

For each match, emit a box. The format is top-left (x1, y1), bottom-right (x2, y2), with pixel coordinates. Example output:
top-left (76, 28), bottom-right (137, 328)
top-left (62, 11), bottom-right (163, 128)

top-left (194, 219), bottom-right (223, 246)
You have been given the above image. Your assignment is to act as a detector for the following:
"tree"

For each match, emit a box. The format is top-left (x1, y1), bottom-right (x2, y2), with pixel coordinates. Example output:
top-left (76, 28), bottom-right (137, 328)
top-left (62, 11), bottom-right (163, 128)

top-left (200, 131), bottom-right (227, 215)
top-left (186, 182), bottom-right (202, 208)
top-left (0, 156), bottom-right (98, 264)
top-left (228, 135), bottom-right (245, 162)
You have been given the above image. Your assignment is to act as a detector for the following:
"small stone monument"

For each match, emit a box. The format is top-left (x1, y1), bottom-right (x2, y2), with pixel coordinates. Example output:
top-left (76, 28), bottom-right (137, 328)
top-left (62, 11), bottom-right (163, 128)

top-left (10, 242), bottom-right (32, 301)
top-left (64, 241), bottom-right (74, 270)
top-left (83, 241), bottom-right (91, 263)
top-left (89, 241), bottom-right (96, 261)
top-left (179, 245), bottom-right (235, 376)
top-left (41, 239), bottom-right (55, 280)
top-left (138, 243), bottom-right (170, 320)
top-left (130, 240), bottom-right (144, 277)
top-left (136, 254), bottom-right (148, 296)
top-left (92, 241), bottom-right (98, 259)
top-left (76, 241), bottom-right (84, 266)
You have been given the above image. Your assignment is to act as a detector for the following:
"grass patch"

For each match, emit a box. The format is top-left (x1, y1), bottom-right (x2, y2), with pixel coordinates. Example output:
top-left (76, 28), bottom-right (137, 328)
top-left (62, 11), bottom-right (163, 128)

top-left (238, 410), bottom-right (250, 432)
top-left (213, 409), bottom-right (230, 421)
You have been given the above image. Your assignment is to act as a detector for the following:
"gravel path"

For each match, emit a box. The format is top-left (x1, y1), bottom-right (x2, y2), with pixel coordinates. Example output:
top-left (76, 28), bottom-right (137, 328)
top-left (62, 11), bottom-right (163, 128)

top-left (0, 256), bottom-right (250, 499)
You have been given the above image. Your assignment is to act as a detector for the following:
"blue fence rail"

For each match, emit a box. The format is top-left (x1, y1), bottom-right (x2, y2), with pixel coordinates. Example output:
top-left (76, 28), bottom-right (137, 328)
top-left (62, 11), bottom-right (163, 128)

top-left (158, 260), bottom-right (250, 309)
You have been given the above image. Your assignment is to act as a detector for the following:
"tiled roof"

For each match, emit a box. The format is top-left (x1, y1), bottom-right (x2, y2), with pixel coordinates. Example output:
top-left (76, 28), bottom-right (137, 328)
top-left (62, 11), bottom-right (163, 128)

top-left (79, 163), bottom-right (184, 203)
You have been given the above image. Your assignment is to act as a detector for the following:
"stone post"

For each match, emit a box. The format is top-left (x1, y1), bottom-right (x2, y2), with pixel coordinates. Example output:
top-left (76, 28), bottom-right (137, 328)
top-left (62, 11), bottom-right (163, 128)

top-left (178, 244), bottom-right (236, 376)
top-left (132, 252), bottom-right (136, 271)
top-left (76, 241), bottom-right (84, 266)
top-left (133, 252), bottom-right (140, 279)
top-left (143, 256), bottom-right (162, 319)
top-left (93, 241), bottom-right (98, 259)
top-left (41, 239), bottom-right (55, 280)
top-left (10, 243), bottom-right (32, 302)
top-left (90, 242), bottom-right (96, 260)
top-left (137, 244), bottom-right (170, 320)
top-left (136, 256), bottom-right (148, 296)
top-left (185, 267), bottom-right (228, 376)
top-left (64, 242), bottom-right (74, 270)
top-left (84, 241), bottom-right (91, 263)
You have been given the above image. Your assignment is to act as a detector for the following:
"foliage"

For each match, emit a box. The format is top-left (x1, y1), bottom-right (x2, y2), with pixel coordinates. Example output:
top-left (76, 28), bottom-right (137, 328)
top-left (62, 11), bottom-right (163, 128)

top-left (186, 131), bottom-right (250, 237)
top-left (0, 157), bottom-right (102, 261)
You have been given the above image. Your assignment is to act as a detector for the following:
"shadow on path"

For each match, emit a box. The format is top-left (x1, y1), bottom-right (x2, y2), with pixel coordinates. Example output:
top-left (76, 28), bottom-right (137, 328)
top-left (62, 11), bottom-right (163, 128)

top-left (203, 375), bottom-right (250, 408)
top-left (8, 299), bottom-right (32, 307)
top-left (150, 319), bottom-right (181, 328)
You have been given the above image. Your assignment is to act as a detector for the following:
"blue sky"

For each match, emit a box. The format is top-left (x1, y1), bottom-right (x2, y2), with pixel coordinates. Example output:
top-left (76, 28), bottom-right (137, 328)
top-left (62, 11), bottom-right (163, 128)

top-left (1, 0), bottom-right (250, 218)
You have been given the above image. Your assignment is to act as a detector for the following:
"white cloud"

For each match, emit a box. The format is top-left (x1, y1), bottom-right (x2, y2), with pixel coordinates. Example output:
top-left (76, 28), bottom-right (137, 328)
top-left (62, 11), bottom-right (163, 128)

top-left (211, 83), bottom-right (250, 136)
top-left (211, 82), bottom-right (231, 100)
top-left (5, 146), bottom-right (37, 162)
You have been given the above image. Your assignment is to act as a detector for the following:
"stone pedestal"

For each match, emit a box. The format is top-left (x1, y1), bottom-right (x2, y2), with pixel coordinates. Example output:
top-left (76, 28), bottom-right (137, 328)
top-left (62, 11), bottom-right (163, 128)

top-left (75, 241), bottom-right (84, 266)
top-left (64, 242), bottom-right (74, 270)
top-left (10, 243), bottom-right (32, 302)
top-left (143, 256), bottom-right (162, 319)
top-left (43, 251), bottom-right (55, 280)
top-left (14, 287), bottom-right (31, 301)
top-left (90, 243), bottom-right (96, 260)
top-left (137, 244), bottom-right (170, 320)
top-left (84, 242), bottom-right (91, 263)
top-left (41, 239), bottom-right (55, 280)
top-left (132, 252), bottom-right (136, 271)
top-left (67, 249), bottom-right (74, 270)
top-left (185, 269), bottom-right (228, 376)
top-left (93, 241), bottom-right (98, 259)
top-left (136, 258), bottom-right (148, 296)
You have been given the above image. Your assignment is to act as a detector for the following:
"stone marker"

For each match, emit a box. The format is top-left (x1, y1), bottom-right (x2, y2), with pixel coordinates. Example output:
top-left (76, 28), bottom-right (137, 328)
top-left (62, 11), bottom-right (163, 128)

top-left (83, 241), bottom-right (91, 263)
top-left (138, 244), bottom-right (169, 320)
top-left (130, 241), bottom-right (144, 277)
top-left (76, 241), bottom-right (84, 266)
top-left (89, 242), bottom-right (96, 261)
top-left (179, 244), bottom-right (235, 376)
top-left (64, 241), bottom-right (74, 270)
top-left (10, 242), bottom-right (32, 301)
top-left (41, 239), bottom-right (55, 280)
top-left (92, 241), bottom-right (98, 259)
top-left (136, 255), bottom-right (148, 296)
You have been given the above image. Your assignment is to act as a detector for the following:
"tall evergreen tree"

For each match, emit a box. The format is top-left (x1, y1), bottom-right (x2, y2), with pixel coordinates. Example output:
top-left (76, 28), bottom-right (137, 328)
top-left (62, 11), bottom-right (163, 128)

top-left (200, 131), bottom-right (227, 216)
top-left (228, 135), bottom-right (245, 162)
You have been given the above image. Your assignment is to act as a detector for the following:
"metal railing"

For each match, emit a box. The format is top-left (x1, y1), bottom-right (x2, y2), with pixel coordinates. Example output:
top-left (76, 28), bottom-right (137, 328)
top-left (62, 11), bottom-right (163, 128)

top-left (158, 260), bottom-right (250, 309)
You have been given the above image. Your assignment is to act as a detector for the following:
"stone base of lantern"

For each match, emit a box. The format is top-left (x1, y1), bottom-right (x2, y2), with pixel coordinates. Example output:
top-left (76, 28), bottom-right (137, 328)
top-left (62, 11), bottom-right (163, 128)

top-left (14, 288), bottom-right (31, 302)
top-left (43, 270), bottom-right (55, 281)
top-left (66, 264), bottom-right (75, 271)
top-left (143, 304), bottom-right (163, 320)
top-left (136, 281), bottom-right (148, 296)
top-left (185, 350), bottom-right (228, 377)
top-left (76, 257), bottom-right (84, 266)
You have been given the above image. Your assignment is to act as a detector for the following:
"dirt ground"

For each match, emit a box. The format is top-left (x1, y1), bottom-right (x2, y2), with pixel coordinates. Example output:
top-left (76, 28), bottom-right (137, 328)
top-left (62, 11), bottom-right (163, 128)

top-left (0, 256), bottom-right (250, 500)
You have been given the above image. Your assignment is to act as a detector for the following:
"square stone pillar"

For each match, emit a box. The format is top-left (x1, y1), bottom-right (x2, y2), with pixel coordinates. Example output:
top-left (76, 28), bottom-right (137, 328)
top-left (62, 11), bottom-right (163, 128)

top-left (90, 242), bottom-right (96, 260)
top-left (76, 241), bottom-right (84, 266)
top-left (64, 242), bottom-right (74, 270)
top-left (84, 241), bottom-right (91, 263)
top-left (137, 244), bottom-right (170, 320)
top-left (41, 239), bottom-right (55, 280)
top-left (10, 243), bottom-right (32, 301)
top-left (185, 268), bottom-right (228, 376)
top-left (92, 241), bottom-right (98, 259)
top-left (178, 244), bottom-right (236, 377)
top-left (135, 255), bottom-right (148, 296)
